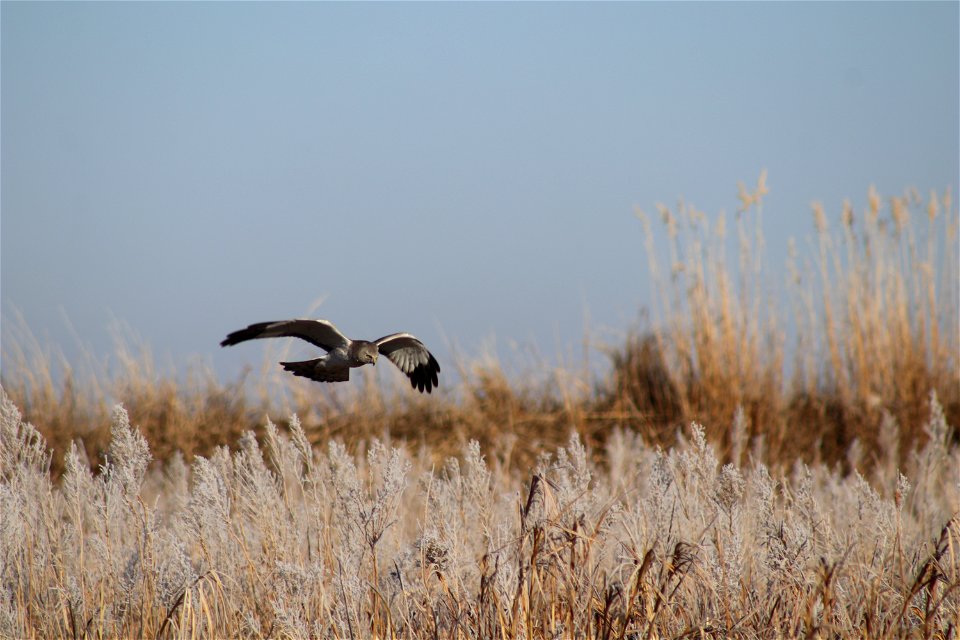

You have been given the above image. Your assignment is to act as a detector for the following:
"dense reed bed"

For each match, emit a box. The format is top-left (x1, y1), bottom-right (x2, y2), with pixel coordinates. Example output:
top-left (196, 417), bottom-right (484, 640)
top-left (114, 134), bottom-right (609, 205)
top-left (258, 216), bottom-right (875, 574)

top-left (2, 387), bottom-right (957, 637)
top-left (1, 180), bottom-right (958, 637)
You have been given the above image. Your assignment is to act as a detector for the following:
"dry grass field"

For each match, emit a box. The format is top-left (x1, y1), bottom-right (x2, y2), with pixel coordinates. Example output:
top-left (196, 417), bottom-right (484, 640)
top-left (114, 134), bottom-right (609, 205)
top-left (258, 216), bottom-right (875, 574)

top-left (2, 181), bottom-right (958, 638)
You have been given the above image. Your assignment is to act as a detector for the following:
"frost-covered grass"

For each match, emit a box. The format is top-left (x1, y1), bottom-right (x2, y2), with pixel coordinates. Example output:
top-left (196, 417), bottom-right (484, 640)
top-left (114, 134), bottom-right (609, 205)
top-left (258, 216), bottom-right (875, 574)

top-left (2, 388), bottom-right (957, 639)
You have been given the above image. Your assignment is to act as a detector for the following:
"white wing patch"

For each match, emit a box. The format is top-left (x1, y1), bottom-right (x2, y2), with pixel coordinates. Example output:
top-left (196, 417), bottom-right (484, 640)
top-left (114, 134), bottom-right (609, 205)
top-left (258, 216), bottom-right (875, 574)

top-left (374, 332), bottom-right (441, 393)
top-left (389, 347), bottom-right (429, 373)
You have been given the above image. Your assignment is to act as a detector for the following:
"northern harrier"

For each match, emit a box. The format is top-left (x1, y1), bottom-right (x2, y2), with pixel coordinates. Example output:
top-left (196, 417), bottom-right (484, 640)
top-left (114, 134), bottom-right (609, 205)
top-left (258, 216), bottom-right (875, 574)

top-left (220, 319), bottom-right (440, 393)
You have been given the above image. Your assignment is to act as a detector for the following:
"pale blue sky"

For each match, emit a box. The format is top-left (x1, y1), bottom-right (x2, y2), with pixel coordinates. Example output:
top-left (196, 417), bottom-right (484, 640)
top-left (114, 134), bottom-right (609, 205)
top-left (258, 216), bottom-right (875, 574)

top-left (2, 2), bottom-right (958, 384)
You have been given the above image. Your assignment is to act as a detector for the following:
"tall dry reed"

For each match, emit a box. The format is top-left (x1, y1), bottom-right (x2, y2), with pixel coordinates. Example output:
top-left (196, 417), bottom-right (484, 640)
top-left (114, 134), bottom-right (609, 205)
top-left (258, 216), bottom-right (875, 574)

top-left (1, 177), bottom-right (956, 473)
top-left (614, 176), bottom-right (958, 467)
top-left (1, 386), bottom-right (956, 638)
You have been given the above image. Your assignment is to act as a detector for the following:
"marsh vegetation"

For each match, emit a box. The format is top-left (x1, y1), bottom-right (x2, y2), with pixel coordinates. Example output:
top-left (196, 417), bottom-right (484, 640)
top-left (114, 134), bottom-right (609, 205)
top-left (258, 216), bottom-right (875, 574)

top-left (2, 181), bottom-right (957, 637)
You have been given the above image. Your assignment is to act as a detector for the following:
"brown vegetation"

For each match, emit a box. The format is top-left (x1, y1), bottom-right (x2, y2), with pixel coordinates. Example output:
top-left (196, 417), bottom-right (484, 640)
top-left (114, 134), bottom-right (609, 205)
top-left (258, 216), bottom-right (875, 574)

top-left (2, 179), bottom-right (958, 638)
top-left (3, 180), bottom-right (956, 476)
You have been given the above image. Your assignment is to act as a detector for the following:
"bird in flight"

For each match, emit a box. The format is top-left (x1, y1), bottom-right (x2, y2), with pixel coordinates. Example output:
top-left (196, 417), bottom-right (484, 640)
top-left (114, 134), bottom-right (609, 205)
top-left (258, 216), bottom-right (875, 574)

top-left (221, 319), bottom-right (440, 393)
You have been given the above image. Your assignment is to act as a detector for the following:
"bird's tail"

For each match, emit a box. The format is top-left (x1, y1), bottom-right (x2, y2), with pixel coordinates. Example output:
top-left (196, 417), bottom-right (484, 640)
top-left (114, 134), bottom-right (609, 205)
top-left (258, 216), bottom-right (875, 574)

top-left (280, 359), bottom-right (350, 383)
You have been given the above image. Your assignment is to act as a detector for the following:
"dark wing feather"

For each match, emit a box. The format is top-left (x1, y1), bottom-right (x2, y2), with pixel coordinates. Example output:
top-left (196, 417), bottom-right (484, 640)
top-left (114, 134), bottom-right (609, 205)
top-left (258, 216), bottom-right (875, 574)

top-left (220, 319), bottom-right (350, 351)
top-left (374, 333), bottom-right (440, 393)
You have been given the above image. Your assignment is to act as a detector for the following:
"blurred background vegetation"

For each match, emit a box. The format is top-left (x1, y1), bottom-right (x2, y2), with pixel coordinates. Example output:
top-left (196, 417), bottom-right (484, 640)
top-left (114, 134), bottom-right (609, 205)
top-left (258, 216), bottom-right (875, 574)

top-left (3, 181), bottom-right (957, 476)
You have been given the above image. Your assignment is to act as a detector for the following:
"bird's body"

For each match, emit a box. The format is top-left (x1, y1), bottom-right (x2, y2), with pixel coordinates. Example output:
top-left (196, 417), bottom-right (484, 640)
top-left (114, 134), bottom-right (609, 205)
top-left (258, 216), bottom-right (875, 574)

top-left (220, 319), bottom-right (440, 393)
top-left (280, 340), bottom-right (378, 383)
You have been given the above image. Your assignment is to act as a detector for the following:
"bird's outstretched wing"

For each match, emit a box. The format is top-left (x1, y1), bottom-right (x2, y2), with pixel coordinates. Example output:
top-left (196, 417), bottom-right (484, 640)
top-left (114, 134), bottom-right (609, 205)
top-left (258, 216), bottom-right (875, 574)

top-left (374, 333), bottom-right (440, 393)
top-left (220, 319), bottom-right (350, 352)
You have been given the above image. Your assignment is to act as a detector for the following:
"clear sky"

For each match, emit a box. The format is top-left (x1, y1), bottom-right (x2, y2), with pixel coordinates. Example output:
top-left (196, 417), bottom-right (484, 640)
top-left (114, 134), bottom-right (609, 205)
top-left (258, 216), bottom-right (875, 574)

top-left (2, 2), bottom-right (958, 384)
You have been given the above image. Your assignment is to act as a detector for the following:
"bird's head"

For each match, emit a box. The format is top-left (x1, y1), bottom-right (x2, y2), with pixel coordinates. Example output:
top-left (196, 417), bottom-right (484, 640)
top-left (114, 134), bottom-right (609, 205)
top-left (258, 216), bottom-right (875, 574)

top-left (358, 342), bottom-right (379, 365)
